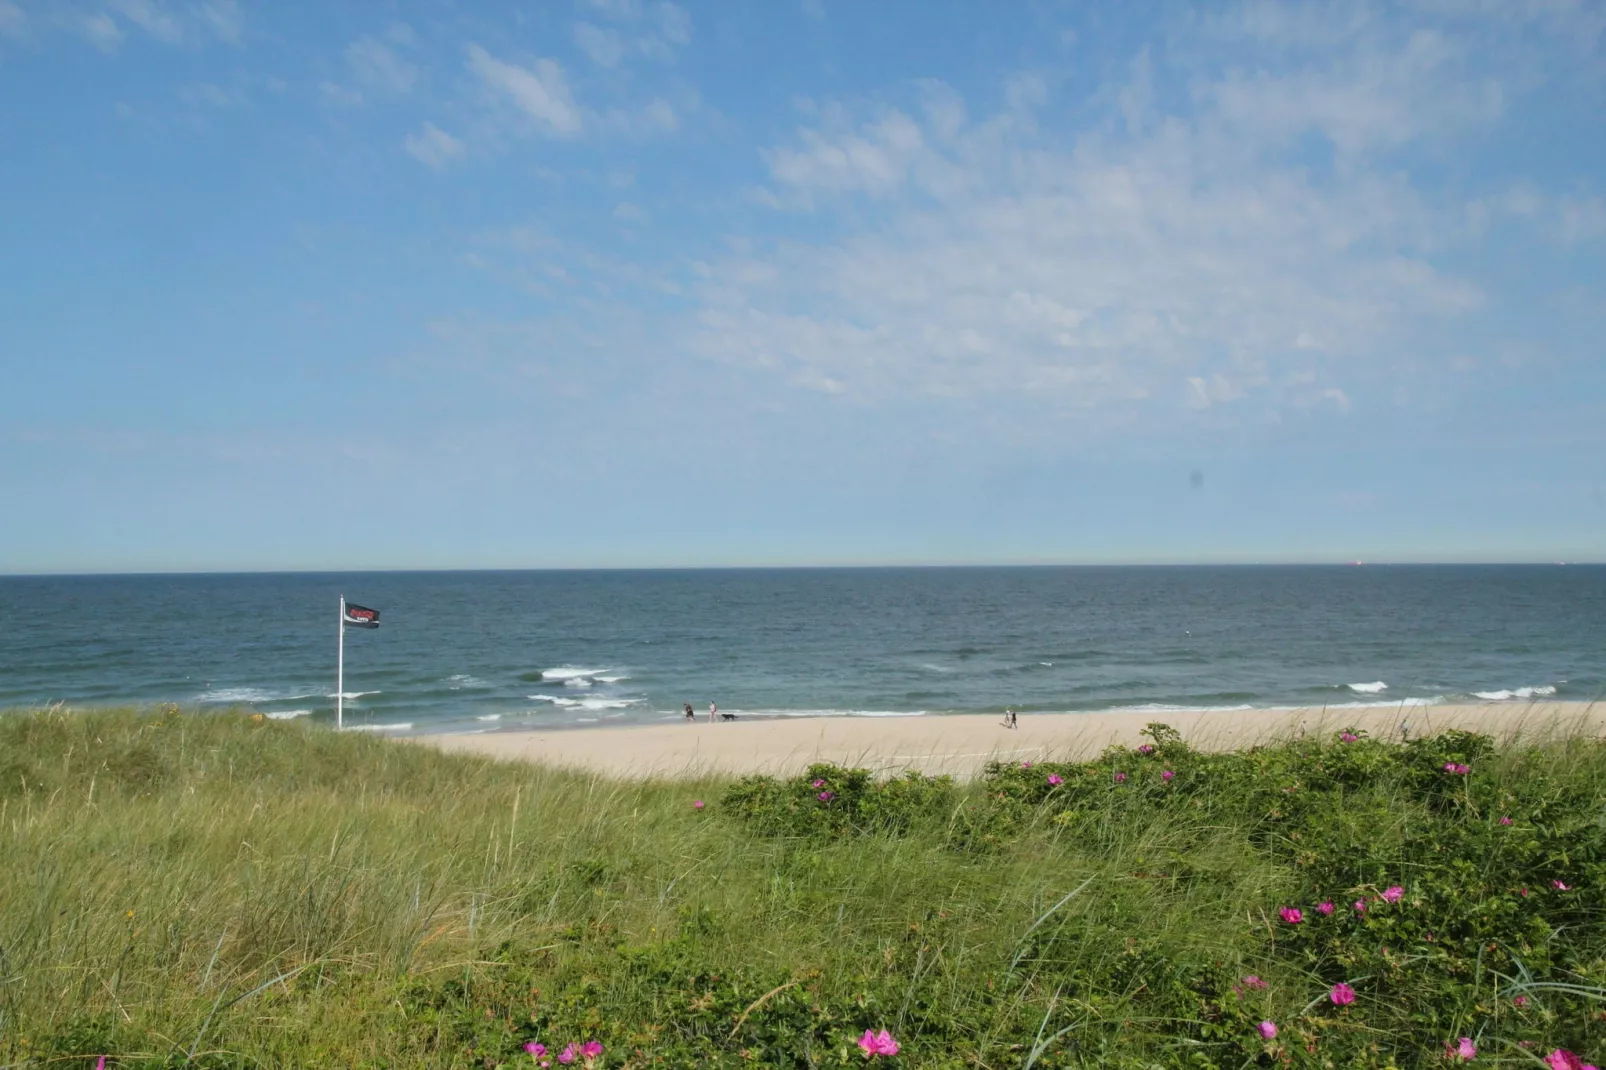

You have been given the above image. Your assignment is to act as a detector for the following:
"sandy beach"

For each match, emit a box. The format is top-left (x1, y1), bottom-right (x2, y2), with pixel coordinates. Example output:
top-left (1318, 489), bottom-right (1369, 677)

top-left (423, 700), bottom-right (1604, 780)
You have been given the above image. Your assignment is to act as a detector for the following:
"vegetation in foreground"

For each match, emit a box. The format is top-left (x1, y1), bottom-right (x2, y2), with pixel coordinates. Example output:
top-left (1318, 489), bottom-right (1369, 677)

top-left (0, 707), bottom-right (1602, 1069)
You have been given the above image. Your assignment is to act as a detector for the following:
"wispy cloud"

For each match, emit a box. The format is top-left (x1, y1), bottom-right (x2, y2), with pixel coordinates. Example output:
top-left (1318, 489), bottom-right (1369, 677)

top-left (467, 44), bottom-right (583, 136)
top-left (405, 121), bottom-right (465, 169)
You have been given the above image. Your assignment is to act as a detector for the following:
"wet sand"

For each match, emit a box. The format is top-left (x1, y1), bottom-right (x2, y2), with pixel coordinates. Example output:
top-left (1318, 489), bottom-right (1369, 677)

top-left (422, 701), bottom-right (1603, 780)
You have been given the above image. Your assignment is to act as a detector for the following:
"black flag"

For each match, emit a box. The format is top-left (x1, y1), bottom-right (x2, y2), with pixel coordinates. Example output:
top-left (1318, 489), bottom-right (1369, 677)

top-left (343, 603), bottom-right (380, 629)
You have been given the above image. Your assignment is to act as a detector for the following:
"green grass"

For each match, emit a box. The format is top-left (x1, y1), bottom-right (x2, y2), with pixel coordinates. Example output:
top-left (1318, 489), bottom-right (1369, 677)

top-left (0, 707), bottom-right (1602, 1068)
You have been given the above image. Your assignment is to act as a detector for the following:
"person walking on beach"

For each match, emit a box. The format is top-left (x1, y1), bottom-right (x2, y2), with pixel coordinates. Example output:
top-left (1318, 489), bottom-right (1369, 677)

top-left (709, 701), bottom-right (718, 723)
top-left (684, 703), bottom-right (695, 722)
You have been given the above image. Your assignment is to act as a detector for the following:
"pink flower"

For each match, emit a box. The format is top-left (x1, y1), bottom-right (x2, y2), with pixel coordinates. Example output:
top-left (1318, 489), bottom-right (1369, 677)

top-left (1513, 996), bottom-right (1530, 1007)
top-left (1138, 744), bottom-right (1155, 756)
top-left (1448, 1037), bottom-right (1476, 1061)
top-left (1381, 885), bottom-right (1404, 903)
top-left (1500, 816), bottom-right (1512, 826)
top-left (1242, 974), bottom-right (1268, 990)
top-left (581, 1040), bottom-right (604, 1061)
top-left (692, 800), bottom-right (704, 809)
top-left (1354, 898), bottom-right (1368, 914)
top-left (526, 1042), bottom-right (548, 1056)
top-left (1317, 901), bottom-right (1334, 916)
top-left (1162, 770), bottom-right (1175, 782)
top-left (1113, 771), bottom-right (1127, 783)
top-left (857, 1029), bottom-right (899, 1056)
top-left (1020, 761), bottom-right (1032, 769)
top-left (1279, 907), bottom-right (1303, 924)
top-left (95, 1060), bottom-right (105, 1070)
top-left (1330, 982), bottom-right (1356, 1006)
top-left (1547, 1051), bottom-right (1595, 1070)
top-left (1257, 1021), bottom-right (1277, 1040)
top-left (1047, 774), bottom-right (1063, 786)
top-left (1553, 880), bottom-right (1570, 890)
top-left (811, 779), bottom-right (825, 788)
top-left (1340, 731), bottom-right (1359, 743)
top-left (559, 1044), bottom-right (578, 1065)
top-left (818, 791), bottom-right (835, 802)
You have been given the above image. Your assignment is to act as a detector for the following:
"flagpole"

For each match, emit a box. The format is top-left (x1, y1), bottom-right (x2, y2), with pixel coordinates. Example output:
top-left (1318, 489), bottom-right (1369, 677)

top-left (337, 595), bottom-right (345, 731)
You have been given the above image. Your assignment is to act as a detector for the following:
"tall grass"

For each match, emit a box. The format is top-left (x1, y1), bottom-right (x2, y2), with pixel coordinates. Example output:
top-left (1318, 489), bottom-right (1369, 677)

top-left (0, 707), bottom-right (1601, 1068)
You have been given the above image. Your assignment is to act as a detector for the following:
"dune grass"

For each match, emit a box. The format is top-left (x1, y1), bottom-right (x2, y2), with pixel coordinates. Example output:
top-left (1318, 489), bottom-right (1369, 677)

top-left (0, 707), bottom-right (1602, 1068)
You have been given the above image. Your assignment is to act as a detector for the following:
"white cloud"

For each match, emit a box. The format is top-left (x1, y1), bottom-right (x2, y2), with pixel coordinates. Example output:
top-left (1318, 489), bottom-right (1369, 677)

top-left (613, 201), bottom-right (648, 222)
top-left (696, 13), bottom-right (1542, 428)
top-left (346, 35), bottom-right (417, 95)
top-left (574, 22), bottom-right (624, 67)
top-left (467, 44), bottom-right (583, 136)
top-left (198, 0), bottom-right (242, 43)
top-left (764, 108), bottom-right (923, 197)
top-left (108, 0), bottom-right (182, 43)
top-left (180, 82), bottom-right (241, 107)
top-left (319, 80), bottom-right (364, 107)
top-left (78, 12), bottom-right (123, 51)
top-left (0, 1), bottom-right (26, 38)
top-left (405, 122), bottom-right (465, 169)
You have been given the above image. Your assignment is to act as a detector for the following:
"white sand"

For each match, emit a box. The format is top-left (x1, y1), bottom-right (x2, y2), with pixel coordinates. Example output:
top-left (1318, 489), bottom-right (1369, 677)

top-left (421, 701), bottom-right (1603, 780)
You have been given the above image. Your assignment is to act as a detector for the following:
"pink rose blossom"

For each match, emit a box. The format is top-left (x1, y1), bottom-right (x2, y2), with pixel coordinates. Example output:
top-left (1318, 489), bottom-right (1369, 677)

top-left (857, 1029), bottom-right (899, 1056)
top-left (1138, 744), bottom-right (1155, 755)
top-left (1047, 774), bottom-right (1063, 787)
top-left (1020, 761), bottom-right (1032, 769)
top-left (1340, 731), bottom-right (1359, 742)
top-left (558, 1044), bottom-right (578, 1065)
top-left (1257, 1021), bottom-right (1277, 1039)
top-left (1500, 816), bottom-right (1513, 825)
top-left (1279, 907), bottom-right (1303, 924)
top-left (811, 779), bottom-right (825, 788)
top-left (1317, 901), bottom-right (1334, 916)
top-left (1162, 770), bottom-right (1175, 781)
top-left (1354, 898), bottom-right (1368, 914)
top-left (581, 1041), bottom-right (604, 1061)
top-left (1381, 885), bottom-right (1404, 903)
top-left (1513, 995), bottom-right (1529, 1007)
top-left (1553, 880), bottom-right (1571, 891)
top-left (1113, 771), bottom-right (1127, 783)
top-left (526, 1042), bottom-right (547, 1057)
top-left (817, 791), bottom-right (835, 802)
top-left (1330, 982), bottom-right (1356, 1006)
top-left (1547, 1051), bottom-right (1594, 1070)
top-left (1448, 1037), bottom-right (1476, 1061)
top-left (1242, 975), bottom-right (1268, 990)
top-left (692, 800), bottom-right (704, 809)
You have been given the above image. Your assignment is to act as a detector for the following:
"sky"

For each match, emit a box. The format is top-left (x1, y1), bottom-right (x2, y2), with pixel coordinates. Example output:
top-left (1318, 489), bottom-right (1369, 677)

top-left (1, 0), bottom-right (1603, 572)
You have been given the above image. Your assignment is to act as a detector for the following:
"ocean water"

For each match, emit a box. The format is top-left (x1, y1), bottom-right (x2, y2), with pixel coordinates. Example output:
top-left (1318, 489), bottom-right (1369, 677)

top-left (0, 566), bottom-right (1600, 736)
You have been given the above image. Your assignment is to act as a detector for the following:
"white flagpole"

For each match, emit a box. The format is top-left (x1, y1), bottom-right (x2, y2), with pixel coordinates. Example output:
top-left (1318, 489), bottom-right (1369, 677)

top-left (337, 595), bottom-right (345, 731)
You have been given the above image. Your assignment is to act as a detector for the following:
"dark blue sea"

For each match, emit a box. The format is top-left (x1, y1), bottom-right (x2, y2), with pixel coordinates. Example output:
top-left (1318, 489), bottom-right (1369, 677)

top-left (0, 567), bottom-right (1600, 735)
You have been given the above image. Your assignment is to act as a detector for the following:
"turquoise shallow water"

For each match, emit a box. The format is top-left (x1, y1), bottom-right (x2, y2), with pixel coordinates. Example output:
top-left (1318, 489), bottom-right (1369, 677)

top-left (0, 566), bottom-right (1600, 735)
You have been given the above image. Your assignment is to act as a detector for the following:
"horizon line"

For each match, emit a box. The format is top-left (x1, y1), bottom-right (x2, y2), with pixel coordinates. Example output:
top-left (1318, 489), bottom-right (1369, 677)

top-left (2, 560), bottom-right (1600, 579)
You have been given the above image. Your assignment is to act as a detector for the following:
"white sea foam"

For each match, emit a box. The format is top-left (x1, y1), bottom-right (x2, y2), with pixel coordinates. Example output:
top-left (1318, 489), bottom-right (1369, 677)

top-left (1106, 703), bottom-right (1256, 713)
top-left (918, 663), bottom-right (957, 674)
top-left (266, 709), bottom-right (311, 720)
top-left (476, 714), bottom-right (502, 721)
top-left (564, 677), bottom-right (594, 689)
top-left (539, 667), bottom-right (605, 681)
top-left (328, 690), bottom-right (381, 700)
top-left (531, 695), bottom-right (640, 710)
top-left (199, 687), bottom-right (278, 703)
top-left (342, 722), bottom-right (413, 732)
top-left (447, 674), bottom-right (490, 689)
top-left (1473, 685), bottom-right (1558, 701)
top-left (1346, 681), bottom-right (1389, 694)
top-left (1330, 696), bottom-right (1444, 709)
top-left (596, 675), bottom-right (629, 683)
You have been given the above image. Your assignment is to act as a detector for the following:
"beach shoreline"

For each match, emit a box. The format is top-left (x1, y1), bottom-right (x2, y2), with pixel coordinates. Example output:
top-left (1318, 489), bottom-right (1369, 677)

top-left (421, 699), bottom-right (1603, 780)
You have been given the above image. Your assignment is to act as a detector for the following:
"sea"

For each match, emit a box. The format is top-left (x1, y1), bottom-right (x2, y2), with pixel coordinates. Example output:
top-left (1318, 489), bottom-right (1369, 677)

top-left (0, 566), bottom-right (1600, 736)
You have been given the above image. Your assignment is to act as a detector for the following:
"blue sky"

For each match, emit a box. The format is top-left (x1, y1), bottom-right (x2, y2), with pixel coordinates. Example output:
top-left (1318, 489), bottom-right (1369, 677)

top-left (1, 0), bottom-right (1603, 572)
